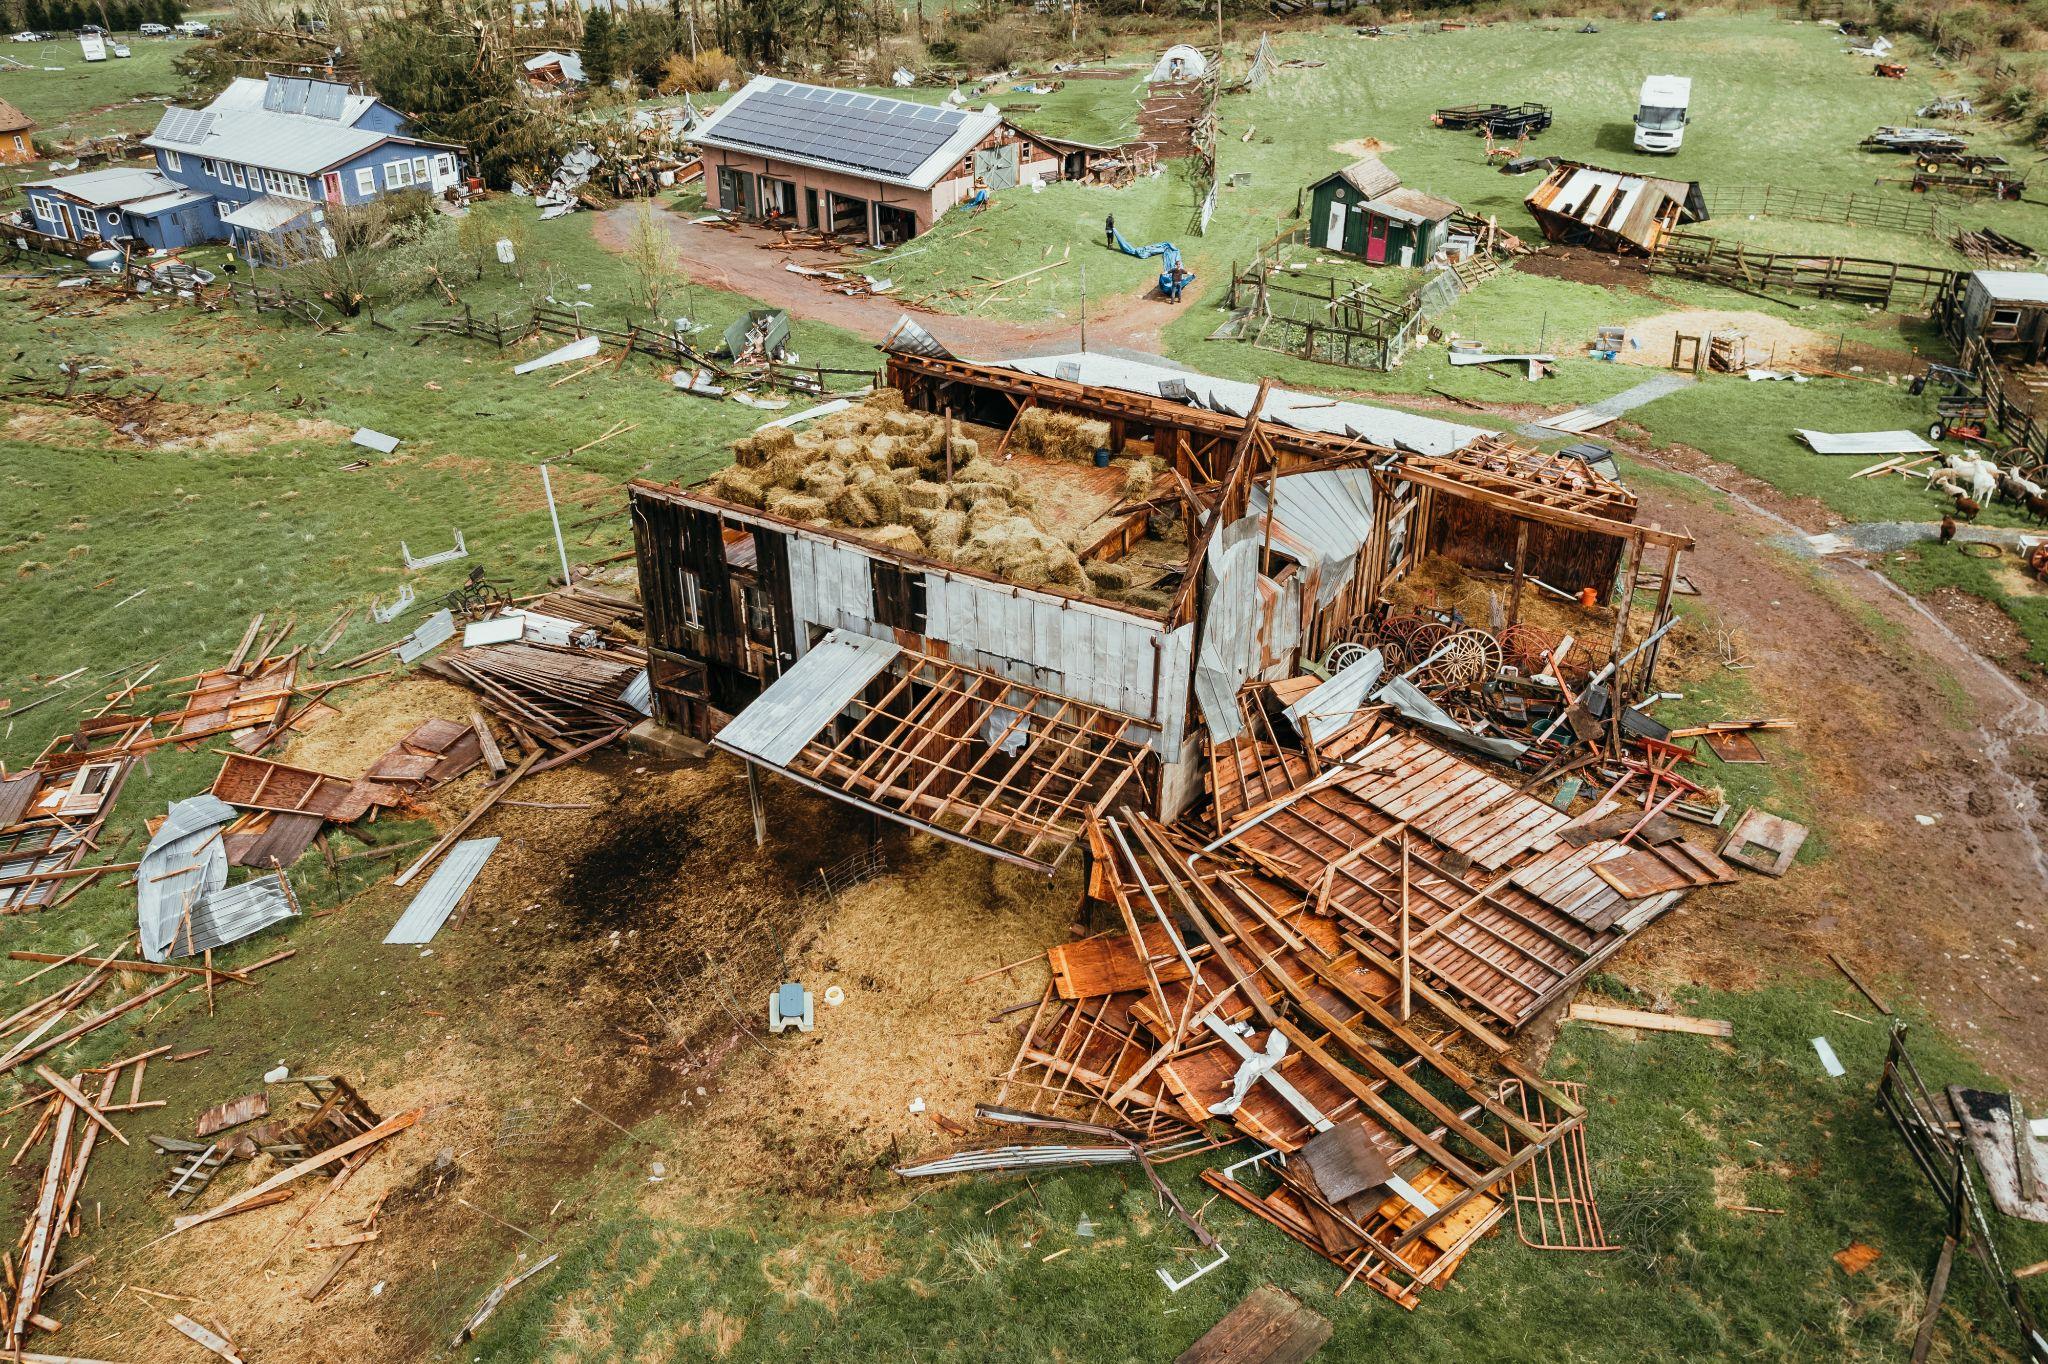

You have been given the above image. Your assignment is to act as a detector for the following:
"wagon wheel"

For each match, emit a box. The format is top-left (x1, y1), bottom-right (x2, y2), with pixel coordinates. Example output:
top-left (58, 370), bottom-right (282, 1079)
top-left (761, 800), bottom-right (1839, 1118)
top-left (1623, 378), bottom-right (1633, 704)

top-left (1379, 614), bottom-right (1431, 654)
top-left (1406, 622), bottom-right (1454, 667)
top-left (1324, 641), bottom-right (1374, 675)
top-left (1421, 629), bottom-right (1504, 690)
top-left (1497, 623), bottom-right (1562, 674)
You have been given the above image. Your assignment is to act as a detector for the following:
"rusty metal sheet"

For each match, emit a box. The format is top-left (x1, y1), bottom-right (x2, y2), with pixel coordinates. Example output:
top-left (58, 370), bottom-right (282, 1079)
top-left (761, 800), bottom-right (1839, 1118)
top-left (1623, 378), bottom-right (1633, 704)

top-left (195, 1091), bottom-right (270, 1137)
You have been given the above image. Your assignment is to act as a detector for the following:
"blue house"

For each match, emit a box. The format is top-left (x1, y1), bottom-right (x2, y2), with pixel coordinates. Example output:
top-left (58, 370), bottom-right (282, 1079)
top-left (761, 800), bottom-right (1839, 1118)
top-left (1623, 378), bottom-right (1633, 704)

top-left (18, 75), bottom-right (463, 261)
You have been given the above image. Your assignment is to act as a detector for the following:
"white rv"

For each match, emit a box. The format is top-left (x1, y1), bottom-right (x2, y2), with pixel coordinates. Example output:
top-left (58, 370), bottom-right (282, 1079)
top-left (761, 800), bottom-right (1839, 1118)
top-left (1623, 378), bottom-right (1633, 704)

top-left (1633, 74), bottom-right (1691, 154)
top-left (78, 32), bottom-right (105, 61)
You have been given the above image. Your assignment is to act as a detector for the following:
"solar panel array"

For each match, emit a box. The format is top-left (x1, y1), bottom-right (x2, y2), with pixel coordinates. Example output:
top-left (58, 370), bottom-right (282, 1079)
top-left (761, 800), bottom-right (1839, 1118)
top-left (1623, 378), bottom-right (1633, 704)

top-left (154, 107), bottom-right (218, 146)
top-left (710, 82), bottom-right (968, 179)
top-left (262, 76), bottom-right (348, 121)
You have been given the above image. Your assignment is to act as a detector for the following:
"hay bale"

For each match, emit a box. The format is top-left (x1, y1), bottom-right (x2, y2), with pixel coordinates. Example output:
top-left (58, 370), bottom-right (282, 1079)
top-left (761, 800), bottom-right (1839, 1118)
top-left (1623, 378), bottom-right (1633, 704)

top-left (867, 523), bottom-right (925, 555)
top-left (731, 435), bottom-right (765, 469)
top-left (882, 411), bottom-right (923, 437)
top-left (1084, 559), bottom-right (1133, 592)
top-left (869, 434), bottom-right (897, 464)
top-left (928, 509), bottom-right (968, 555)
top-left (904, 506), bottom-right (938, 535)
top-left (710, 466), bottom-right (766, 509)
top-left (833, 484), bottom-right (882, 528)
top-left (866, 477), bottom-right (903, 523)
top-left (867, 388), bottom-right (906, 413)
top-left (956, 514), bottom-right (1085, 589)
top-left (827, 437), bottom-right (864, 462)
top-left (1013, 407), bottom-right (1113, 462)
top-left (754, 426), bottom-right (797, 459)
top-left (1121, 586), bottom-right (1173, 611)
top-left (1116, 457), bottom-right (1157, 500)
top-left (955, 458), bottom-right (1021, 490)
top-left (901, 479), bottom-right (948, 511)
top-left (947, 435), bottom-right (980, 464)
top-left (762, 449), bottom-right (809, 490)
top-left (767, 490), bottom-right (830, 523)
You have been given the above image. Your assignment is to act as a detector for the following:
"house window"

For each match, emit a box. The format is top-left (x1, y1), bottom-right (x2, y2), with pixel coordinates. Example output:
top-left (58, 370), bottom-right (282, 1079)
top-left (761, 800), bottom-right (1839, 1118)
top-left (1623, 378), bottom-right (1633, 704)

top-left (679, 570), bottom-right (704, 628)
top-left (10, 136), bottom-right (22, 153)
top-left (214, 201), bottom-right (229, 220)
top-left (1991, 306), bottom-right (2024, 329)
top-left (163, 149), bottom-right (181, 171)
top-left (355, 166), bottom-right (375, 197)
top-left (384, 159), bottom-right (414, 189)
top-left (29, 195), bottom-right (55, 225)
top-left (102, 211), bottom-right (119, 228)
top-left (412, 155), bottom-right (429, 183)
top-left (436, 154), bottom-right (454, 177)
top-left (231, 164), bottom-right (246, 188)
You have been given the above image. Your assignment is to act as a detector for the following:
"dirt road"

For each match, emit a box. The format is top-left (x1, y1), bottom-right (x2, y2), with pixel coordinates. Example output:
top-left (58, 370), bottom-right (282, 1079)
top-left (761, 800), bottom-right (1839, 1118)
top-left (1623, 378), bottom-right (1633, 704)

top-left (596, 207), bottom-right (1185, 357)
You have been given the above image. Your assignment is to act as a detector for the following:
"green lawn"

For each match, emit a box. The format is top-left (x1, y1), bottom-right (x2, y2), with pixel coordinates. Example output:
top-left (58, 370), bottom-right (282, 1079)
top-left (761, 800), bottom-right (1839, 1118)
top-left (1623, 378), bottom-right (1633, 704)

top-left (0, 35), bottom-right (196, 146)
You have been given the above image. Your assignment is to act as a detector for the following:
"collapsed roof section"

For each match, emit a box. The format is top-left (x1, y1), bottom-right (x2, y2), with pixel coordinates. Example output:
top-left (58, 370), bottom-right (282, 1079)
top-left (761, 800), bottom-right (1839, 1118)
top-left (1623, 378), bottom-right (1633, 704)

top-left (1523, 160), bottom-right (1706, 255)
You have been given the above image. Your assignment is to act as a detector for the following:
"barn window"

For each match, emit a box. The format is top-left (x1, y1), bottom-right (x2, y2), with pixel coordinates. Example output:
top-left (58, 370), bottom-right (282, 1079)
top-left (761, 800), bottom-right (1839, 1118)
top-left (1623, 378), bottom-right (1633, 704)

top-left (679, 569), bottom-right (704, 628)
top-left (869, 561), bottom-right (928, 634)
top-left (1991, 307), bottom-right (2023, 328)
top-left (742, 584), bottom-right (774, 635)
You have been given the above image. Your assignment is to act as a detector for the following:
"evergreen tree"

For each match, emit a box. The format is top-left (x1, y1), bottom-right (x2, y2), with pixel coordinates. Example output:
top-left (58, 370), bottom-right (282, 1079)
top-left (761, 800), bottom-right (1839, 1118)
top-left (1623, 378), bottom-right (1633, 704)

top-left (580, 4), bottom-right (616, 87)
top-left (23, 0), bottom-right (47, 32)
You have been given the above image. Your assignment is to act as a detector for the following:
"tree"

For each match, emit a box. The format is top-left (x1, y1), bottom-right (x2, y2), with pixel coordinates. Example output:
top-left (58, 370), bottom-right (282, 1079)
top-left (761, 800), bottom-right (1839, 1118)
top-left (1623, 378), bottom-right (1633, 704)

top-left (625, 199), bottom-right (679, 319)
top-left (580, 4), bottom-right (616, 88)
top-left (356, 0), bottom-right (564, 190)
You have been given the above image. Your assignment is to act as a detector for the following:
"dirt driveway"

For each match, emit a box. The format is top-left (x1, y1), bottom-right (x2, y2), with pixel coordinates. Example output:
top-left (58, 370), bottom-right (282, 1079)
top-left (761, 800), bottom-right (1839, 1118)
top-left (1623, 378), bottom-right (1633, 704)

top-left (596, 207), bottom-right (1185, 357)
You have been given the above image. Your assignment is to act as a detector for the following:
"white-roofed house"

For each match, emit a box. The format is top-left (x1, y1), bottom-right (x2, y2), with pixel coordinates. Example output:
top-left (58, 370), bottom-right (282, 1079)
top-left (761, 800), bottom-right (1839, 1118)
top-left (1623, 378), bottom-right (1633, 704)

top-left (12, 74), bottom-right (466, 259)
top-left (687, 76), bottom-right (1068, 245)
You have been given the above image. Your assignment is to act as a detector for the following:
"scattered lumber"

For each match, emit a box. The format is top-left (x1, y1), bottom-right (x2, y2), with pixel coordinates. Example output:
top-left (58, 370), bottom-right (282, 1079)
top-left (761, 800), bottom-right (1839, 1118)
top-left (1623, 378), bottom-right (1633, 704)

top-left (1568, 1002), bottom-right (1732, 1037)
top-left (168, 1108), bottom-right (422, 1235)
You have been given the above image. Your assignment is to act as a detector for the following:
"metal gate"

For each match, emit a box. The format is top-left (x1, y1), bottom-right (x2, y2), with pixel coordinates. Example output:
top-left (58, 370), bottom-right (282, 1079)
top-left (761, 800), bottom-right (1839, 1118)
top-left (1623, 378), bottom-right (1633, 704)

top-left (974, 143), bottom-right (1019, 190)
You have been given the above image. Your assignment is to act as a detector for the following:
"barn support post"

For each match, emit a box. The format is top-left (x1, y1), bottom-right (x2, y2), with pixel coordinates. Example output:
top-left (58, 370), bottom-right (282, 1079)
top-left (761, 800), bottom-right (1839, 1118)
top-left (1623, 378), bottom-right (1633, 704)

top-left (1507, 519), bottom-right (1529, 629)
top-left (1608, 530), bottom-right (1644, 667)
top-left (1636, 540), bottom-right (1682, 697)
top-left (747, 762), bottom-right (767, 848)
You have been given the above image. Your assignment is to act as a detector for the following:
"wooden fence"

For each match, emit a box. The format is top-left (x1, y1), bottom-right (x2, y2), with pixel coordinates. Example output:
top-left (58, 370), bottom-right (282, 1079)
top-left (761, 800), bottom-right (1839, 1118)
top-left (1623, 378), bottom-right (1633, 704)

top-left (414, 305), bottom-right (881, 395)
top-left (1647, 232), bottom-right (1956, 311)
top-left (1964, 334), bottom-right (2048, 464)
top-left (1701, 183), bottom-right (1953, 239)
top-left (1222, 227), bottom-right (1484, 372)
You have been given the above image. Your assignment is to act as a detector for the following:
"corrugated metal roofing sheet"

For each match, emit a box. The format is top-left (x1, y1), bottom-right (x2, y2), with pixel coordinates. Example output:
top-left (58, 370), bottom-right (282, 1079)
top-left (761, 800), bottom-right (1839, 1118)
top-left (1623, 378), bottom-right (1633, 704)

top-left (178, 872), bottom-right (295, 958)
top-left (1285, 649), bottom-right (1385, 747)
top-left (1794, 429), bottom-right (1939, 456)
top-left (384, 837), bottom-right (497, 944)
top-left (715, 630), bottom-right (901, 767)
top-left (1973, 270), bottom-right (2048, 303)
top-left (1251, 468), bottom-right (1375, 608)
top-left (219, 195), bottom-right (311, 232)
top-left (137, 794), bottom-right (237, 963)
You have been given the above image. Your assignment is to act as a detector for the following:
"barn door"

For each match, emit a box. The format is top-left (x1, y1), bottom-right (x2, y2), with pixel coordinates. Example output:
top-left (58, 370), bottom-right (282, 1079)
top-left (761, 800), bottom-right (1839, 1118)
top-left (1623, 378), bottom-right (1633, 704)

top-left (1325, 198), bottom-right (1345, 251)
top-left (1365, 213), bottom-right (1389, 264)
top-left (974, 144), bottom-right (1018, 190)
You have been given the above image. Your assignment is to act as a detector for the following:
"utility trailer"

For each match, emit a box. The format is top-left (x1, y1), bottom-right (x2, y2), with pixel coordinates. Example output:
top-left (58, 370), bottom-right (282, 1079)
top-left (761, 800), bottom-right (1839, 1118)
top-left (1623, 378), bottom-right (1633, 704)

top-left (1433, 102), bottom-right (1509, 129)
top-left (1861, 126), bottom-right (1968, 154)
top-left (1433, 102), bottom-right (1551, 136)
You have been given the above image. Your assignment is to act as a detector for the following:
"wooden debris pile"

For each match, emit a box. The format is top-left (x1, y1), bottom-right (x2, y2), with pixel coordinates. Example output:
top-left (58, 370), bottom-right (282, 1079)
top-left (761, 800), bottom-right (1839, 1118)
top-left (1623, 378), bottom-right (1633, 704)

top-left (425, 640), bottom-right (649, 757)
top-left (917, 793), bottom-right (1618, 1309)
top-left (4, 1045), bottom-right (163, 1351)
top-left (0, 714), bottom-right (142, 912)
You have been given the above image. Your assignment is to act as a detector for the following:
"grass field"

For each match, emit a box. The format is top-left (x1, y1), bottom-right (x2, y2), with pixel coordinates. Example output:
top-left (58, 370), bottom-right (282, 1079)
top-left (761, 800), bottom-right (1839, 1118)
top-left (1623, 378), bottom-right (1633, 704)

top-left (0, 35), bottom-right (195, 152)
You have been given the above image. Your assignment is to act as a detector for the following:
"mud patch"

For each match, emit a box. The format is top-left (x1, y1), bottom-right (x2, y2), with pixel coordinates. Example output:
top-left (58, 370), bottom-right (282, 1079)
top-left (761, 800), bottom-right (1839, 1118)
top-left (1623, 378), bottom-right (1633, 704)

top-left (1329, 136), bottom-right (1392, 157)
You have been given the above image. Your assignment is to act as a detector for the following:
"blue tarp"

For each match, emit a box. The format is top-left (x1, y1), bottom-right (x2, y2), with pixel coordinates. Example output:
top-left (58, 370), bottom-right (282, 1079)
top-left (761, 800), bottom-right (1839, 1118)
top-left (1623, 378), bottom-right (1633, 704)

top-left (1110, 226), bottom-right (1194, 299)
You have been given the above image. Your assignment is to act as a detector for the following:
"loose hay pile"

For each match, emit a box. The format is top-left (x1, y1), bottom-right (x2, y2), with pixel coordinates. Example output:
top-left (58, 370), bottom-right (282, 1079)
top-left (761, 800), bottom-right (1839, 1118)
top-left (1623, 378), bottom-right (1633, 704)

top-left (711, 394), bottom-right (1170, 598)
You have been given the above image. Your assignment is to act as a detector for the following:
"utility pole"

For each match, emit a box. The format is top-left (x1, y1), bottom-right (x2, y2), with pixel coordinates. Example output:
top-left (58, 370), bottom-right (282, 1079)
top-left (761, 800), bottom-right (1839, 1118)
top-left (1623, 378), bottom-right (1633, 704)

top-left (1079, 264), bottom-right (1088, 352)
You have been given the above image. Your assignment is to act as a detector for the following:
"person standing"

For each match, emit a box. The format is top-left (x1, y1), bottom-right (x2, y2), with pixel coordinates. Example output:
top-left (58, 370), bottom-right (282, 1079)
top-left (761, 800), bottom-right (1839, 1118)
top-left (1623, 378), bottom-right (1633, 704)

top-left (1104, 213), bottom-right (1116, 249)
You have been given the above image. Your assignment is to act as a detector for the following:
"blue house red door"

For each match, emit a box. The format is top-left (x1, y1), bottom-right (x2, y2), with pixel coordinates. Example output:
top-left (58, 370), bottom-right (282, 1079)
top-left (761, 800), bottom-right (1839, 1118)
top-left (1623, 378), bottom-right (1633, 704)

top-left (322, 171), bottom-right (343, 202)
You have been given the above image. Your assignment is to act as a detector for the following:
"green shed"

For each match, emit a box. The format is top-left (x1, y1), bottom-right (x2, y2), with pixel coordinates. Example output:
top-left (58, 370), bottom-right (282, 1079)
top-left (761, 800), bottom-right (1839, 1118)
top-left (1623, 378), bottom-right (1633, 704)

top-left (1307, 156), bottom-right (1459, 267)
